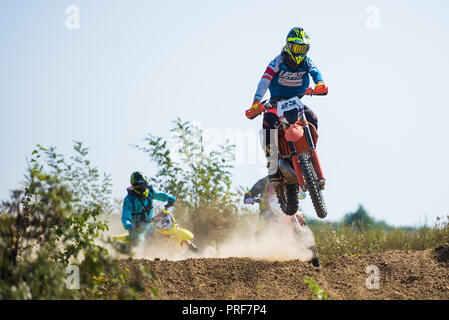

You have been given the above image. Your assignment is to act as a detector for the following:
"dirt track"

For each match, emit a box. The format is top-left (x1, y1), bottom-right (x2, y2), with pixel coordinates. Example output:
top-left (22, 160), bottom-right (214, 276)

top-left (120, 244), bottom-right (449, 300)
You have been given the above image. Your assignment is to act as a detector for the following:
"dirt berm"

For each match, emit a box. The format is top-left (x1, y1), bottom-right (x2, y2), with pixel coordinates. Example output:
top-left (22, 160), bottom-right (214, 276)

top-left (119, 244), bottom-right (449, 299)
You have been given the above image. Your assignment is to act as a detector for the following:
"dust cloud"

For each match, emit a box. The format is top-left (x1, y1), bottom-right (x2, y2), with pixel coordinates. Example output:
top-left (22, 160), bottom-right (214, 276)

top-left (103, 210), bottom-right (317, 262)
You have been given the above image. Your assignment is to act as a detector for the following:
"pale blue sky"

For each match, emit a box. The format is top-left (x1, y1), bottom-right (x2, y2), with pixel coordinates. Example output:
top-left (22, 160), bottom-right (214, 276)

top-left (1, 0), bottom-right (448, 226)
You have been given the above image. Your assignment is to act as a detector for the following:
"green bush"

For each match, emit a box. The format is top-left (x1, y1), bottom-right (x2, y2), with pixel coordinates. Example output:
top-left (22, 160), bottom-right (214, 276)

top-left (134, 118), bottom-right (240, 247)
top-left (0, 142), bottom-right (148, 299)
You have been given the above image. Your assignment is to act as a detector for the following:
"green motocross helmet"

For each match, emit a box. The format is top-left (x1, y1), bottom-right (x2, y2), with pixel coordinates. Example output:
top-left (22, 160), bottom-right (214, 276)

top-left (130, 171), bottom-right (149, 192)
top-left (284, 27), bottom-right (311, 65)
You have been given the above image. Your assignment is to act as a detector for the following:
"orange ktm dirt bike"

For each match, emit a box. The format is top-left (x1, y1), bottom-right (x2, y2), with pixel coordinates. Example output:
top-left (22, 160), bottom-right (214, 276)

top-left (245, 87), bottom-right (328, 219)
top-left (112, 200), bottom-right (199, 252)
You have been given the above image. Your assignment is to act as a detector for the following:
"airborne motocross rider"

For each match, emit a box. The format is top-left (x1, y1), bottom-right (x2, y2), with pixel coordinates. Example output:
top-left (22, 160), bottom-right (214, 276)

top-left (246, 27), bottom-right (328, 181)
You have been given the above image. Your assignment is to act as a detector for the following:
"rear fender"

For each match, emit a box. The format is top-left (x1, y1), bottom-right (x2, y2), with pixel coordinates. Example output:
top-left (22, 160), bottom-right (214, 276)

top-left (111, 233), bottom-right (131, 244)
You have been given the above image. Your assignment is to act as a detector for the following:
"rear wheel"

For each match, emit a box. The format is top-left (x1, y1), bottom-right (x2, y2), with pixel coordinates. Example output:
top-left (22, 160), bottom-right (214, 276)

top-left (299, 152), bottom-right (328, 219)
top-left (276, 181), bottom-right (298, 216)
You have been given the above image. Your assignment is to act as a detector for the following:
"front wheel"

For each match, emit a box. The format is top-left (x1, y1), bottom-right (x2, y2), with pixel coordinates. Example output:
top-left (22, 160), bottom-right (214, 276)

top-left (299, 152), bottom-right (328, 218)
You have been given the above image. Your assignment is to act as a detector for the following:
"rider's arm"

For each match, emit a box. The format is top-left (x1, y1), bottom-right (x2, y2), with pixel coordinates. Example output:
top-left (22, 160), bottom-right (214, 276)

top-left (306, 57), bottom-right (324, 85)
top-left (253, 56), bottom-right (282, 103)
top-left (152, 188), bottom-right (176, 203)
top-left (121, 195), bottom-right (134, 230)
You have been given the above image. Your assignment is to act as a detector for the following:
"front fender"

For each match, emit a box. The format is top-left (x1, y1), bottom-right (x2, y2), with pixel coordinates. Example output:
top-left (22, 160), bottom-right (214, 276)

top-left (170, 228), bottom-right (194, 241)
top-left (158, 226), bottom-right (194, 241)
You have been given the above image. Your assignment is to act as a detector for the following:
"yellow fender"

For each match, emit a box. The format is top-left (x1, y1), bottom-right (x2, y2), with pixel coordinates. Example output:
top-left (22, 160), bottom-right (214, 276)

top-left (111, 233), bottom-right (131, 244)
top-left (161, 227), bottom-right (194, 241)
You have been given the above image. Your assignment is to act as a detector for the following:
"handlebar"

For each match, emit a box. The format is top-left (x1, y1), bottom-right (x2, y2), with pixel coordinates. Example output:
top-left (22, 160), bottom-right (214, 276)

top-left (245, 86), bottom-right (328, 120)
top-left (165, 199), bottom-right (175, 209)
top-left (305, 86), bottom-right (328, 96)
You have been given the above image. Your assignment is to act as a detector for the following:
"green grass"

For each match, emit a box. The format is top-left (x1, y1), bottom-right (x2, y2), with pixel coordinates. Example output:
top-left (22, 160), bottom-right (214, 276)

top-left (303, 277), bottom-right (328, 300)
top-left (310, 216), bottom-right (449, 264)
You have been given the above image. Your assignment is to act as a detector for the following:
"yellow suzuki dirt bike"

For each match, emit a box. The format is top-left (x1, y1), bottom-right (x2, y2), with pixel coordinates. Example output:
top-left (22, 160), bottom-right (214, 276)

top-left (112, 200), bottom-right (199, 252)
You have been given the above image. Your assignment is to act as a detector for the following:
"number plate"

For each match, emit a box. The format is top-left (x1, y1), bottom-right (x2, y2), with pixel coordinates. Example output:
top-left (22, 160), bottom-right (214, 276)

top-left (277, 96), bottom-right (304, 119)
top-left (154, 214), bottom-right (174, 230)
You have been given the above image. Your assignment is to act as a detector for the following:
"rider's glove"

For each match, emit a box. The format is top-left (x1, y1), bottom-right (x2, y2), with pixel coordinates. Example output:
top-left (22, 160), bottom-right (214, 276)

top-left (166, 196), bottom-right (176, 208)
top-left (244, 192), bottom-right (255, 204)
top-left (245, 197), bottom-right (255, 205)
top-left (245, 101), bottom-right (265, 120)
top-left (124, 221), bottom-right (134, 231)
top-left (305, 82), bottom-right (328, 96)
top-left (314, 82), bottom-right (328, 95)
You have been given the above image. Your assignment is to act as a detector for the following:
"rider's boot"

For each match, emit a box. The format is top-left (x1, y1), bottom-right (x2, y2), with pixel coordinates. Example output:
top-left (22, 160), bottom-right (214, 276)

top-left (265, 143), bottom-right (280, 185)
top-left (295, 211), bottom-right (307, 226)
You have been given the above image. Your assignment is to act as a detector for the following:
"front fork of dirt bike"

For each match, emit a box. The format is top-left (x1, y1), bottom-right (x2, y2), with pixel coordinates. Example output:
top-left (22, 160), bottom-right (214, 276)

top-left (300, 113), bottom-right (326, 188)
top-left (287, 112), bottom-right (326, 191)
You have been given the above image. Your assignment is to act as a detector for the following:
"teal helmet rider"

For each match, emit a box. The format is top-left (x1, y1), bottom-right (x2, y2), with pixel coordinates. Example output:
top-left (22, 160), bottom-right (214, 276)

top-left (121, 171), bottom-right (176, 242)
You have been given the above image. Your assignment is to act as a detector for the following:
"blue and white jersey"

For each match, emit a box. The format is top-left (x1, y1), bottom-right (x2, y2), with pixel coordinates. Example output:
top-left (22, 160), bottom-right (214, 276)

top-left (254, 54), bottom-right (323, 101)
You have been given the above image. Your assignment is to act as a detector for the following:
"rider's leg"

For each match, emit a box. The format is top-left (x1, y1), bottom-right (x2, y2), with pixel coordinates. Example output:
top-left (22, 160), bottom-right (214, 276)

top-left (128, 229), bottom-right (143, 246)
top-left (262, 111), bottom-right (280, 181)
top-left (129, 223), bottom-right (150, 246)
top-left (142, 222), bottom-right (155, 241)
top-left (303, 105), bottom-right (318, 130)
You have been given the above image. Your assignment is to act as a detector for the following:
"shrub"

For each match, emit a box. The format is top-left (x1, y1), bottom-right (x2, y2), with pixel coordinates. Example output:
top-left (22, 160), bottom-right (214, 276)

top-left (0, 142), bottom-right (147, 299)
top-left (134, 118), bottom-right (240, 247)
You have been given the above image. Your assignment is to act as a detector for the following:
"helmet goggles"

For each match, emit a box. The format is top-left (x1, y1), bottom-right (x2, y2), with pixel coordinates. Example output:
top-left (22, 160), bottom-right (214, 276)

top-left (135, 180), bottom-right (148, 190)
top-left (131, 171), bottom-right (149, 192)
top-left (287, 39), bottom-right (309, 55)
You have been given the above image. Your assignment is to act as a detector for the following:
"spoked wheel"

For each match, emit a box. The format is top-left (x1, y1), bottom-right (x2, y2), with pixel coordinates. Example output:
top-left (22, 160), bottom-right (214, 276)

top-left (299, 152), bottom-right (328, 219)
top-left (276, 181), bottom-right (298, 216)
